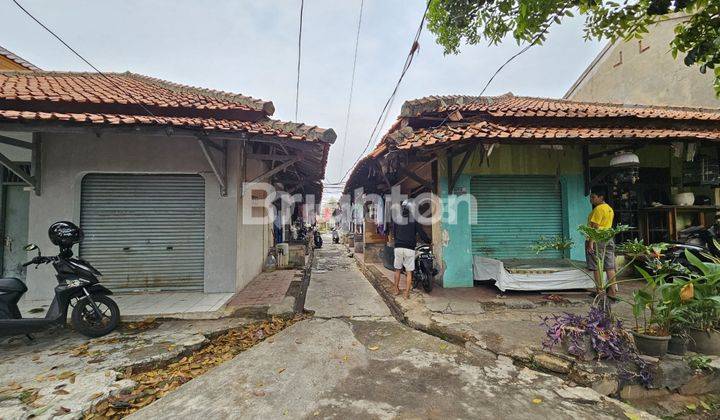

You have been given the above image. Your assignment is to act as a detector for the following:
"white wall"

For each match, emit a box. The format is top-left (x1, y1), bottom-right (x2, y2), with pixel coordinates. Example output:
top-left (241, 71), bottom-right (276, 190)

top-left (24, 132), bottom-right (240, 300)
top-left (236, 156), bottom-right (273, 292)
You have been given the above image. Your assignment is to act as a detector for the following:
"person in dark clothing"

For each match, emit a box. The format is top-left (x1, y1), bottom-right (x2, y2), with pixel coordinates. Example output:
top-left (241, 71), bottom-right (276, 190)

top-left (392, 200), bottom-right (431, 299)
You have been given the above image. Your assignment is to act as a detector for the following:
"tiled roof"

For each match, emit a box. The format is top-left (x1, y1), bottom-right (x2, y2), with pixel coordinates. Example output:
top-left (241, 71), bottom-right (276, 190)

top-left (401, 121), bottom-right (720, 149)
top-left (0, 71), bottom-right (273, 114)
top-left (401, 93), bottom-right (720, 121)
top-left (0, 46), bottom-right (41, 71)
top-left (345, 93), bottom-right (720, 191)
top-left (0, 71), bottom-right (336, 143)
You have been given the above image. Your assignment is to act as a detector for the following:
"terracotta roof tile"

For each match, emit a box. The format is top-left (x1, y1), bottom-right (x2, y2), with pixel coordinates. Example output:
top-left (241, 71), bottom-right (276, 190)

top-left (0, 71), bottom-right (337, 144)
top-left (402, 93), bottom-right (720, 121)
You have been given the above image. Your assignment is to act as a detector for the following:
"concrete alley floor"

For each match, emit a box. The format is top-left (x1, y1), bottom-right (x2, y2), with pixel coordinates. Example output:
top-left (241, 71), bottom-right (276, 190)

top-left (305, 244), bottom-right (391, 318)
top-left (0, 317), bottom-right (255, 419)
top-left (129, 242), bottom-right (653, 420)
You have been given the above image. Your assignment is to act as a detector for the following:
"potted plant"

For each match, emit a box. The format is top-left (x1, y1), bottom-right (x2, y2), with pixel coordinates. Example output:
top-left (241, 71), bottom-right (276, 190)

top-left (630, 267), bottom-right (672, 356)
top-left (540, 225), bottom-right (656, 384)
top-left (673, 251), bottom-right (720, 355)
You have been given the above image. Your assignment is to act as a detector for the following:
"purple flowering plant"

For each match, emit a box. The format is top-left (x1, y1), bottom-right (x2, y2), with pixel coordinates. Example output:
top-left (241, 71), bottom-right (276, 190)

top-left (541, 306), bottom-right (652, 385)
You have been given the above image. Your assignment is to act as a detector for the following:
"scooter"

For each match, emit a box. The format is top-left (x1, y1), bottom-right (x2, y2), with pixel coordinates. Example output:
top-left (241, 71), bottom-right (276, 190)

top-left (412, 244), bottom-right (437, 293)
top-left (663, 225), bottom-right (720, 272)
top-left (331, 229), bottom-right (340, 244)
top-left (0, 237), bottom-right (120, 338)
top-left (313, 229), bottom-right (323, 249)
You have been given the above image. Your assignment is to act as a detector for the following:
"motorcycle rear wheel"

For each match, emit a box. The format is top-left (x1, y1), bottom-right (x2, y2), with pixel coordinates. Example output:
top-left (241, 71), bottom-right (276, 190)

top-left (71, 294), bottom-right (120, 338)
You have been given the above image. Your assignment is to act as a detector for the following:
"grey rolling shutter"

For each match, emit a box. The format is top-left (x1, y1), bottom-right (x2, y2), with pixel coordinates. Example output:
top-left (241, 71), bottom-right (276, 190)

top-left (80, 174), bottom-right (205, 291)
top-left (470, 175), bottom-right (564, 260)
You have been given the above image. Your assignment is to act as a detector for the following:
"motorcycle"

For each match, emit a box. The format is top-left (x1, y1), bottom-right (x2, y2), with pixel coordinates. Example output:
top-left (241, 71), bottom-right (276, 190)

top-left (663, 225), bottom-right (720, 273)
top-left (331, 229), bottom-right (340, 244)
top-left (0, 222), bottom-right (120, 338)
top-left (313, 229), bottom-right (323, 249)
top-left (412, 244), bottom-right (437, 293)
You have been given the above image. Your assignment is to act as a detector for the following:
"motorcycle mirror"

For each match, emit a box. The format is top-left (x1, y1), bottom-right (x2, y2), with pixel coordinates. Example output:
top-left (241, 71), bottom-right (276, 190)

top-left (24, 244), bottom-right (38, 252)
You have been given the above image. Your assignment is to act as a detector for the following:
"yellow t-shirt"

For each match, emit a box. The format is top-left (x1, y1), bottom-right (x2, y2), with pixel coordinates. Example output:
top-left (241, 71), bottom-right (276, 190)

top-left (588, 203), bottom-right (614, 229)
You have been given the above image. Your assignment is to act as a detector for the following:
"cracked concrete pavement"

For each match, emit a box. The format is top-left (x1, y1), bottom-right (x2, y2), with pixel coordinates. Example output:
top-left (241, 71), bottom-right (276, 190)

top-left (130, 243), bottom-right (655, 419)
top-left (0, 317), bottom-right (253, 420)
top-left (305, 245), bottom-right (391, 319)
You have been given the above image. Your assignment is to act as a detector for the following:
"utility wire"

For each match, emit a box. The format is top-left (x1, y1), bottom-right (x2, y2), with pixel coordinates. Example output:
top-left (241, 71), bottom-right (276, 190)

top-left (294, 0), bottom-right (305, 121)
top-left (338, 0), bottom-right (365, 175)
top-left (11, 0), bottom-right (158, 119)
top-left (431, 20), bottom-right (555, 131)
top-left (326, 0), bottom-right (431, 186)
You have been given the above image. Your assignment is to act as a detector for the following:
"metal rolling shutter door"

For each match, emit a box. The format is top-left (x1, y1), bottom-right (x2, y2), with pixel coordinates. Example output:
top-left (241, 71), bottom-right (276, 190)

top-left (80, 174), bottom-right (205, 291)
top-left (470, 175), bottom-right (564, 259)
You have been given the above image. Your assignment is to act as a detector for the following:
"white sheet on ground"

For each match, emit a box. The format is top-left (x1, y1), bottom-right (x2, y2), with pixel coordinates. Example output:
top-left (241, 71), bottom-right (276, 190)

top-left (473, 256), bottom-right (595, 292)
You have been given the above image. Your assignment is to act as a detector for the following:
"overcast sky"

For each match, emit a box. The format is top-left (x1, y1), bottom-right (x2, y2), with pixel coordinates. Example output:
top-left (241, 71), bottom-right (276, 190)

top-left (1, 0), bottom-right (605, 193)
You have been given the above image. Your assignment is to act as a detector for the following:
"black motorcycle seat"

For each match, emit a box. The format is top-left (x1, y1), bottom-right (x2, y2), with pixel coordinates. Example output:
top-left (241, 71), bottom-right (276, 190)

top-left (0, 277), bottom-right (27, 293)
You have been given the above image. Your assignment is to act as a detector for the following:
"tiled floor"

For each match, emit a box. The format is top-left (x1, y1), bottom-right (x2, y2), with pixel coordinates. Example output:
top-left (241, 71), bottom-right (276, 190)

top-left (227, 269), bottom-right (301, 308)
top-left (18, 291), bottom-right (235, 319)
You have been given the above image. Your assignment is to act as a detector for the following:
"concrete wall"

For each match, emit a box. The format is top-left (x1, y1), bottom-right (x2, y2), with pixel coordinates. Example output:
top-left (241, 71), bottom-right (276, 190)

top-left (236, 156), bottom-right (273, 292)
top-left (566, 16), bottom-right (720, 108)
top-left (24, 132), bottom-right (240, 300)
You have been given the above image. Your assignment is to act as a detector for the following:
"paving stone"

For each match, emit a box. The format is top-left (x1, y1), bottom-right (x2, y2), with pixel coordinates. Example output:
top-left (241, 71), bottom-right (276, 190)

top-left (620, 384), bottom-right (670, 400)
top-left (592, 377), bottom-right (619, 396)
top-left (534, 353), bottom-right (573, 374)
top-left (651, 358), bottom-right (693, 390)
top-left (267, 296), bottom-right (296, 316)
top-left (503, 299), bottom-right (539, 309)
top-left (679, 372), bottom-right (720, 395)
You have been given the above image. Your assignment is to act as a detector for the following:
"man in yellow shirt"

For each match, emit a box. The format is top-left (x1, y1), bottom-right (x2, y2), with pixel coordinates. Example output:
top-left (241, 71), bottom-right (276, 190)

top-left (586, 191), bottom-right (617, 298)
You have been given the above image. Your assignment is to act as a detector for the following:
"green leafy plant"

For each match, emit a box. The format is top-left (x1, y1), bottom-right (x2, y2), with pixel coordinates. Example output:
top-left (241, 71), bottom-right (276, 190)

top-left (427, 0), bottom-right (720, 96)
top-left (687, 354), bottom-right (712, 370)
top-left (532, 235), bottom-right (573, 254)
top-left (631, 266), bottom-right (677, 336)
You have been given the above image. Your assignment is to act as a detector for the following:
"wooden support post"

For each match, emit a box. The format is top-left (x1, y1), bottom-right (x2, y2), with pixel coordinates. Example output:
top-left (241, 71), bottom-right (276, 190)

top-left (449, 145), bottom-right (475, 193)
top-left (582, 145), bottom-right (590, 196)
top-left (0, 151), bottom-right (35, 189)
top-left (31, 133), bottom-right (41, 196)
top-left (0, 134), bottom-right (33, 149)
top-left (396, 166), bottom-right (434, 191)
top-left (197, 136), bottom-right (227, 196)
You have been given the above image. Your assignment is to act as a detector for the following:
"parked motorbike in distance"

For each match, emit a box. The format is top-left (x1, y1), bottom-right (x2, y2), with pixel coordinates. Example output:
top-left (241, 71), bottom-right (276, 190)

top-left (0, 221), bottom-right (120, 339)
top-left (663, 225), bottom-right (720, 273)
top-left (331, 229), bottom-right (340, 244)
top-left (412, 244), bottom-right (437, 293)
top-left (313, 228), bottom-right (323, 249)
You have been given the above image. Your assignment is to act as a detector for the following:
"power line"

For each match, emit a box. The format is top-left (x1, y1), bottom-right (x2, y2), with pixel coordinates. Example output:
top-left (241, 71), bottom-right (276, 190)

top-left (294, 0), bottom-right (305, 121)
top-left (11, 0), bottom-right (158, 119)
top-left (431, 20), bottom-right (555, 130)
top-left (327, 0), bottom-right (431, 186)
top-left (338, 0), bottom-right (365, 175)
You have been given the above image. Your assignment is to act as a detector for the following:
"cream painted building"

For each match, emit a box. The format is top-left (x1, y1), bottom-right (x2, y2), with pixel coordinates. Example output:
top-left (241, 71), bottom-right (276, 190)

top-left (565, 15), bottom-right (720, 109)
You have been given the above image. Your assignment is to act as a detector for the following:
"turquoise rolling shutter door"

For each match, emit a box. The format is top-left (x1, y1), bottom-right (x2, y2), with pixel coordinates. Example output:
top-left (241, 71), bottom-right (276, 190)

top-left (470, 175), bottom-right (564, 259)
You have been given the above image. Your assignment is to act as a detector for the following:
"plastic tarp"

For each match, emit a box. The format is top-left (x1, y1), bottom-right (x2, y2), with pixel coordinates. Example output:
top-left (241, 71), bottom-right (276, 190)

top-left (473, 256), bottom-right (595, 292)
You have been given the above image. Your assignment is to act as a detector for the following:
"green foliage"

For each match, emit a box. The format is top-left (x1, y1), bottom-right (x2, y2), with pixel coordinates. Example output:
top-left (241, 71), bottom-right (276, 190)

top-left (427, 0), bottom-right (720, 96)
top-left (668, 249), bottom-right (720, 331)
top-left (532, 234), bottom-right (574, 254)
top-left (687, 354), bottom-right (712, 370)
top-left (579, 223), bottom-right (631, 243)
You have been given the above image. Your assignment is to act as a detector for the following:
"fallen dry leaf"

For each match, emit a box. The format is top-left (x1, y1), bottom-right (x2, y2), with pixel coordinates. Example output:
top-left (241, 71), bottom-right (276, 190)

top-left (368, 345), bottom-right (380, 351)
top-left (57, 371), bottom-right (76, 381)
top-left (83, 315), bottom-right (306, 419)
